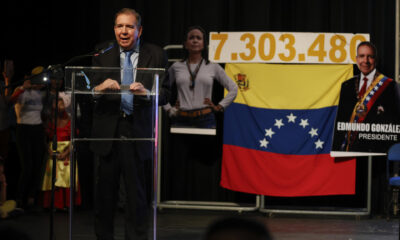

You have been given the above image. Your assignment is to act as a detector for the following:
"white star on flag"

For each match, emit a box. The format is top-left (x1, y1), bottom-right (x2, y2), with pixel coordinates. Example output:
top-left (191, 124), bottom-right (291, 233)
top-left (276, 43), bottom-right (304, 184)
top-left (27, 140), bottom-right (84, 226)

top-left (299, 119), bottom-right (309, 128)
top-left (374, 86), bottom-right (379, 90)
top-left (265, 128), bottom-right (275, 138)
top-left (366, 96), bottom-right (371, 101)
top-left (287, 113), bottom-right (297, 123)
top-left (315, 139), bottom-right (324, 149)
top-left (370, 90), bottom-right (375, 95)
top-left (274, 119), bottom-right (284, 129)
top-left (309, 128), bottom-right (318, 137)
top-left (259, 138), bottom-right (269, 148)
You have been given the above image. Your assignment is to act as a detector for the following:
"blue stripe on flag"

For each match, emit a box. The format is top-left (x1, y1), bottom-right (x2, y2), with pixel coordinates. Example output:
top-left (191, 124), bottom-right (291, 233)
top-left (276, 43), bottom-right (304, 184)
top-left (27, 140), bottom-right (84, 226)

top-left (223, 102), bottom-right (337, 155)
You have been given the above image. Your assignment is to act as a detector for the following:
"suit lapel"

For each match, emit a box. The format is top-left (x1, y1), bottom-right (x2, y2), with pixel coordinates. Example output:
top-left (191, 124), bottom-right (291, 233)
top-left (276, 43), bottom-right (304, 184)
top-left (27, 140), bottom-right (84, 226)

top-left (109, 46), bottom-right (121, 68)
top-left (105, 46), bottom-right (122, 83)
top-left (137, 44), bottom-right (152, 85)
top-left (374, 71), bottom-right (381, 80)
top-left (138, 44), bottom-right (151, 68)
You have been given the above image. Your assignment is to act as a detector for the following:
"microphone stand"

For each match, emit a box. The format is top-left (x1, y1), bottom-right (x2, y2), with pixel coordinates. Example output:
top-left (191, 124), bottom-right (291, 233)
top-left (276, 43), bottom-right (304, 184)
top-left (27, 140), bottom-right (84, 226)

top-left (47, 45), bottom-right (112, 240)
top-left (3, 43), bottom-right (112, 89)
top-left (49, 79), bottom-right (60, 240)
top-left (1, 55), bottom-right (93, 91)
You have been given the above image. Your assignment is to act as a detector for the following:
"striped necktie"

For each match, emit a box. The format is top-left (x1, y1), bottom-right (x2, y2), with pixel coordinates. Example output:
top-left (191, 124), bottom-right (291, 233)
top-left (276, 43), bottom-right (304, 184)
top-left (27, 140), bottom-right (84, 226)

top-left (358, 77), bottom-right (368, 98)
top-left (121, 50), bottom-right (134, 115)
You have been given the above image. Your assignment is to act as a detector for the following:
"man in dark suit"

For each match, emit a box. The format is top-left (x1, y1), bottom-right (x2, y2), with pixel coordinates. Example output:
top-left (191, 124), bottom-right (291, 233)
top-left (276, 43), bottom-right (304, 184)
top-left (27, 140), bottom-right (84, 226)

top-left (332, 41), bottom-right (400, 153)
top-left (90, 8), bottom-right (169, 240)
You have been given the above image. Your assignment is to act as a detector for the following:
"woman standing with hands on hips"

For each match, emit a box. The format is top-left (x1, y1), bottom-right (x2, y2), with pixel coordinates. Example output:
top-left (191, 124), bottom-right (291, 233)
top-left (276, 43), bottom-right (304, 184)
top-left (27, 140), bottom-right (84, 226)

top-left (163, 26), bottom-right (238, 200)
top-left (164, 26), bottom-right (237, 128)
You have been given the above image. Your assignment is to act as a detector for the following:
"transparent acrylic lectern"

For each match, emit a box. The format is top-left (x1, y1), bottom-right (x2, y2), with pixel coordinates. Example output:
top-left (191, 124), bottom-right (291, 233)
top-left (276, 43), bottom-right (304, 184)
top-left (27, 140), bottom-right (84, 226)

top-left (64, 66), bottom-right (164, 240)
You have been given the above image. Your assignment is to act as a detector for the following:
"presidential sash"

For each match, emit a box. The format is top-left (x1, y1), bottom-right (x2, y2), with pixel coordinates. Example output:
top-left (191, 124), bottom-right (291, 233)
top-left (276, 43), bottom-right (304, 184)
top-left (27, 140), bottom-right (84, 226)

top-left (344, 74), bottom-right (392, 150)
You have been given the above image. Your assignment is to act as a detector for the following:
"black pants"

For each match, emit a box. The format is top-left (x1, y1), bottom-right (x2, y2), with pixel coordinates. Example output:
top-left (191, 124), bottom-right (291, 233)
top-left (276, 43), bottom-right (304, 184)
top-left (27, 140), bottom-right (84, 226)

top-left (95, 117), bottom-right (150, 240)
top-left (15, 124), bottom-right (45, 206)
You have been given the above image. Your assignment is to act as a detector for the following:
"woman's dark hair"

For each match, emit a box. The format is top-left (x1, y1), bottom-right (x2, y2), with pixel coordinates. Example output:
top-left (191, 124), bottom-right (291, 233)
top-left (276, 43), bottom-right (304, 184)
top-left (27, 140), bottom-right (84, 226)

top-left (182, 25), bottom-right (209, 64)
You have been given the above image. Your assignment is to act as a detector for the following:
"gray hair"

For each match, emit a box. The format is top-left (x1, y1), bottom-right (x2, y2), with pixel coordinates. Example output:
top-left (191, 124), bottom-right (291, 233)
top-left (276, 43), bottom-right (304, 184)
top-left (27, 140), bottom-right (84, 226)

top-left (114, 8), bottom-right (142, 27)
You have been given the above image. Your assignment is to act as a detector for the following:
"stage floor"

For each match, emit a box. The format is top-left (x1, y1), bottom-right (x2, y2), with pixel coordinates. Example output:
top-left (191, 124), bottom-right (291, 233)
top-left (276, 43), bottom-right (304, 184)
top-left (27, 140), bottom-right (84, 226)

top-left (0, 209), bottom-right (399, 240)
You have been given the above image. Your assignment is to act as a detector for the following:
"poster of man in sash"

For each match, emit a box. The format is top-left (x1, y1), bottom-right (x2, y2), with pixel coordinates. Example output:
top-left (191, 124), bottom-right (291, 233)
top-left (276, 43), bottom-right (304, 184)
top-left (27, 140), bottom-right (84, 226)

top-left (331, 41), bottom-right (400, 156)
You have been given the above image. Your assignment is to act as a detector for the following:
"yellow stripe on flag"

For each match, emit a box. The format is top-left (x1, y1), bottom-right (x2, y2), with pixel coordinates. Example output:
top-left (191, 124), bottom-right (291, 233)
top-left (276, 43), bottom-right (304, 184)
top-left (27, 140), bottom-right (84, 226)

top-left (225, 63), bottom-right (353, 109)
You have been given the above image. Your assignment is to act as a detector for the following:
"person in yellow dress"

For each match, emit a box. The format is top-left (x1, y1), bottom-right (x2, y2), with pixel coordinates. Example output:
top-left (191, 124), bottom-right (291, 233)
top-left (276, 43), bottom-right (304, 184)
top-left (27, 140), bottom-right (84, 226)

top-left (41, 93), bottom-right (81, 209)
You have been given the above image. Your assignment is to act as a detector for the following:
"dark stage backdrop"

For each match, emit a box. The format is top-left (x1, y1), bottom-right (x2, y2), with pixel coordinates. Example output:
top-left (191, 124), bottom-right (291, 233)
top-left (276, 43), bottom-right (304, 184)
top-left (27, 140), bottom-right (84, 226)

top-left (1, 0), bottom-right (395, 78)
top-left (2, 0), bottom-right (396, 211)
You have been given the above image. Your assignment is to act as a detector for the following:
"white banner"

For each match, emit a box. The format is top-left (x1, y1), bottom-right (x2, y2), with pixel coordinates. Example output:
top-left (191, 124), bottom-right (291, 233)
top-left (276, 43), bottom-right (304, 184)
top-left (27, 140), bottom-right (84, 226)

top-left (209, 32), bottom-right (370, 64)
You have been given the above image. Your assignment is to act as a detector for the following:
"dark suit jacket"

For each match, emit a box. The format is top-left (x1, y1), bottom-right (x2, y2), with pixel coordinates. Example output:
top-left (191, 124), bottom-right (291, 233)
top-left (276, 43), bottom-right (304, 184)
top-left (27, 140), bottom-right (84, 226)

top-left (90, 41), bottom-right (169, 156)
top-left (332, 72), bottom-right (400, 152)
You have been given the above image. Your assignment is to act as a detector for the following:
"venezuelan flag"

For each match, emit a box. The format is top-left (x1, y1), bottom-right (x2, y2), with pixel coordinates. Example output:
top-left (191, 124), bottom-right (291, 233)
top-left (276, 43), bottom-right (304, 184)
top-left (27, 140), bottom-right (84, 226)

top-left (221, 63), bottom-right (356, 196)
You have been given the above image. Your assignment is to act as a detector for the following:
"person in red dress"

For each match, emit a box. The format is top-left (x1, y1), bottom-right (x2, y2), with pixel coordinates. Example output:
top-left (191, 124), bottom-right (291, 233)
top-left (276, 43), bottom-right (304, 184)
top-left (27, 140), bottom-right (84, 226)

top-left (41, 92), bottom-right (81, 209)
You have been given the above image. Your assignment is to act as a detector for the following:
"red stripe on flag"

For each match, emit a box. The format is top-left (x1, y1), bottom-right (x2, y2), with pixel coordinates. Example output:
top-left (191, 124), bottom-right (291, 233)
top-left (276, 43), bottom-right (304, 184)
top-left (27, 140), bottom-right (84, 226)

top-left (221, 144), bottom-right (355, 197)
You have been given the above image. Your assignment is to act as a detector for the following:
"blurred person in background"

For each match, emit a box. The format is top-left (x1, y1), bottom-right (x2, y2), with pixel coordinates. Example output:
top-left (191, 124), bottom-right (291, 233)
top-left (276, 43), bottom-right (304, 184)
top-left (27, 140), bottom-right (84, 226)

top-left (163, 26), bottom-right (237, 200)
top-left (41, 92), bottom-right (81, 210)
top-left (10, 66), bottom-right (46, 211)
top-left (0, 60), bottom-right (13, 167)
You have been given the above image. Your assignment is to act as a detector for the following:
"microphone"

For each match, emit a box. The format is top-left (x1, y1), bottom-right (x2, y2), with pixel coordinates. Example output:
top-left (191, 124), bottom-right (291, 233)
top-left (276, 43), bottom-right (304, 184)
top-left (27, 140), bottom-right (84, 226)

top-left (3, 43), bottom-right (118, 89)
top-left (93, 42), bottom-right (116, 56)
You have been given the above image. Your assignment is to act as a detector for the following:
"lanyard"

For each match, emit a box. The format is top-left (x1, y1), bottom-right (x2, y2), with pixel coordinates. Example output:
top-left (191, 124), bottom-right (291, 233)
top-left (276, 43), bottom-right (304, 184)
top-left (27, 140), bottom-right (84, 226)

top-left (186, 58), bottom-right (203, 90)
